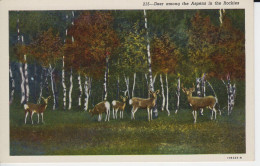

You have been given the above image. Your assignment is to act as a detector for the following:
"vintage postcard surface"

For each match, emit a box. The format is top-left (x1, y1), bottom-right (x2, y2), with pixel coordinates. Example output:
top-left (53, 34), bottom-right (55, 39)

top-left (0, 0), bottom-right (254, 163)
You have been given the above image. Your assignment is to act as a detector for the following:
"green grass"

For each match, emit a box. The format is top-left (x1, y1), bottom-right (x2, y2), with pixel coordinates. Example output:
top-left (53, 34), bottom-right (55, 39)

top-left (10, 104), bottom-right (245, 155)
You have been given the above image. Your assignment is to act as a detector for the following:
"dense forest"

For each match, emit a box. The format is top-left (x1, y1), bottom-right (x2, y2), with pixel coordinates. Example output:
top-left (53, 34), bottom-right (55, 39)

top-left (9, 9), bottom-right (244, 116)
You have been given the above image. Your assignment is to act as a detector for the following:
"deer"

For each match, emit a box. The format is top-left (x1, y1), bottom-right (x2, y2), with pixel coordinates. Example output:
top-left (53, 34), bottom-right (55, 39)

top-left (112, 96), bottom-right (128, 119)
top-left (88, 101), bottom-right (110, 122)
top-left (24, 96), bottom-right (51, 124)
top-left (182, 84), bottom-right (218, 123)
top-left (129, 90), bottom-right (160, 121)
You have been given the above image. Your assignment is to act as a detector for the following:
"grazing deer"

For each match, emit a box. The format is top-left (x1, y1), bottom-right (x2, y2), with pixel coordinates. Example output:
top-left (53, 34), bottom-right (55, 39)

top-left (112, 96), bottom-right (128, 119)
top-left (129, 90), bottom-right (160, 121)
top-left (24, 96), bottom-right (51, 124)
top-left (182, 85), bottom-right (217, 123)
top-left (89, 101), bottom-right (110, 122)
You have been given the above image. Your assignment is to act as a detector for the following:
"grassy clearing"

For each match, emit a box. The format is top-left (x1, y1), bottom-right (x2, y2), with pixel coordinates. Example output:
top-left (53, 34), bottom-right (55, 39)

top-left (10, 104), bottom-right (245, 155)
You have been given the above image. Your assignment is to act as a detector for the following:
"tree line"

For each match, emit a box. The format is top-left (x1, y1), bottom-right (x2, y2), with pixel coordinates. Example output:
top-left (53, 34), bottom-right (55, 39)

top-left (9, 10), bottom-right (244, 116)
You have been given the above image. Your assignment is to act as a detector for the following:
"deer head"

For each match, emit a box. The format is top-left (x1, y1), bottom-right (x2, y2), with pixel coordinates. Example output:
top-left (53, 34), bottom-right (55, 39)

top-left (149, 90), bottom-right (160, 99)
top-left (120, 96), bottom-right (128, 102)
top-left (88, 109), bottom-right (93, 116)
top-left (41, 96), bottom-right (51, 105)
top-left (182, 84), bottom-right (195, 96)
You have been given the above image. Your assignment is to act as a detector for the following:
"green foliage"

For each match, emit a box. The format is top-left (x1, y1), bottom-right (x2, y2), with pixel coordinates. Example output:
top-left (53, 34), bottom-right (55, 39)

top-left (112, 21), bottom-right (147, 77)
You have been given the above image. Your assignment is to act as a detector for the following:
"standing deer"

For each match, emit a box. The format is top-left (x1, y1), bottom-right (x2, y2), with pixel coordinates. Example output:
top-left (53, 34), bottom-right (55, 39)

top-left (112, 96), bottom-right (128, 119)
top-left (24, 96), bottom-right (51, 124)
top-left (182, 84), bottom-right (218, 123)
top-left (89, 101), bottom-right (110, 122)
top-left (129, 90), bottom-right (160, 121)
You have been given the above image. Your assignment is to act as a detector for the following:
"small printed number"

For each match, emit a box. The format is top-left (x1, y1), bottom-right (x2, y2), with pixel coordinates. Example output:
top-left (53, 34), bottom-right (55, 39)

top-left (227, 157), bottom-right (242, 159)
top-left (143, 2), bottom-right (150, 6)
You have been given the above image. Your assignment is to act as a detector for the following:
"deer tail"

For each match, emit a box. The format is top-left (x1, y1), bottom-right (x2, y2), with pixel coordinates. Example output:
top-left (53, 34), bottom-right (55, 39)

top-left (129, 99), bottom-right (133, 105)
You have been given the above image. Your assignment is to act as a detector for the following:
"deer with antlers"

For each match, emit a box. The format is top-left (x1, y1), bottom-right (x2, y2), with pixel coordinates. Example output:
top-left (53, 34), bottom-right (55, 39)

top-left (24, 96), bottom-right (51, 124)
top-left (182, 84), bottom-right (218, 123)
top-left (129, 90), bottom-right (160, 121)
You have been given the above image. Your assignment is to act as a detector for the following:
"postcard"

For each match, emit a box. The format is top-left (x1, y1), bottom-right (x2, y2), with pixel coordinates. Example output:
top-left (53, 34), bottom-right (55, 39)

top-left (0, 0), bottom-right (254, 163)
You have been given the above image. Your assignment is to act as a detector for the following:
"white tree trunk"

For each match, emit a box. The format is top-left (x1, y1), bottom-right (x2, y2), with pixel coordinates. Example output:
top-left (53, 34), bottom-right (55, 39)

top-left (219, 9), bottom-right (225, 26)
top-left (103, 56), bottom-right (109, 101)
top-left (144, 9), bottom-right (157, 117)
top-left (62, 56), bottom-right (67, 109)
top-left (84, 76), bottom-right (92, 111)
top-left (49, 64), bottom-right (57, 110)
top-left (160, 74), bottom-right (165, 112)
top-left (124, 75), bottom-right (130, 98)
top-left (9, 65), bottom-right (15, 104)
top-left (175, 77), bottom-right (180, 114)
top-left (78, 74), bottom-right (82, 106)
top-left (19, 62), bottom-right (26, 104)
top-left (68, 68), bottom-right (73, 110)
top-left (196, 78), bottom-right (201, 97)
top-left (165, 73), bottom-right (170, 116)
top-left (132, 73), bottom-right (136, 98)
top-left (23, 54), bottom-right (29, 102)
top-left (144, 73), bottom-right (149, 97)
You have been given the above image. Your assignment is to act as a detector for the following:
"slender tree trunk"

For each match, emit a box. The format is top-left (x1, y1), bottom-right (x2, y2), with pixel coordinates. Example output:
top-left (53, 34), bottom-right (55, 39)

top-left (201, 73), bottom-right (206, 97)
top-left (117, 75), bottom-right (120, 100)
top-left (84, 76), bottom-right (92, 111)
top-left (196, 77), bottom-right (204, 115)
top-left (196, 78), bottom-right (201, 97)
top-left (175, 77), bottom-right (180, 114)
top-left (219, 9), bottom-right (225, 26)
top-left (165, 73), bottom-right (170, 115)
top-left (17, 17), bottom-right (25, 104)
top-left (104, 56), bottom-right (109, 101)
top-left (78, 74), bottom-right (82, 106)
top-left (62, 56), bottom-right (67, 109)
top-left (132, 73), bottom-right (136, 97)
top-left (68, 68), bottom-right (73, 110)
top-left (222, 76), bottom-right (235, 115)
top-left (9, 64), bottom-right (15, 104)
top-left (38, 68), bottom-right (44, 104)
top-left (19, 62), bottom-right (26, 104)
top-left (144, 10), bottom-right (158, 117)
top-left (144, 73), bottom-right (149, 97)
top-left (49, 64), bottom-right (57, 110)
top-left (24, 54), bottom-right (29, 103)
top-left (124, 75), bottom-right (130, 98)
top-left (160, 74), bottom-right (165, 112)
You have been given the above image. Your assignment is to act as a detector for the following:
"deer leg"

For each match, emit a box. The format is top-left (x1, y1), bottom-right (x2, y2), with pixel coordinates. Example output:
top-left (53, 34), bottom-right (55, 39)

top-left (213, 107), bottom-right (217, 120)
top-left (107, 108), bottom-right (110, 122)
top-left (194, 111), bottom-right (197, 123)
top-left (37, 113), bottom-right (40, 124)
top-left (31, 112), bottom-right (34, 124)
top-left (131, 107), bottom-right (134, 120)
top-left (147, 108), bottom-right (150, 121)
top-left (98, 114), bottom-right (101, 122)
top-left (116, 109), bottom-right (119, 119)
top-left (133, 108), bottom-right (138, 120)
top-left (25, 111), bottom-right (28, 124)
top-left (150, 108), bottom-right (153, 120)
top-left (113, 108), bottom-right (115, 119)
top-left (200, 108), bottom-right (204, 116)
top-left (192, 111), bottom-right (195, 119)
top-left (122, 111), bottom-right (124, 119)
top-left (41, 113), bottom-right (44, 123)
